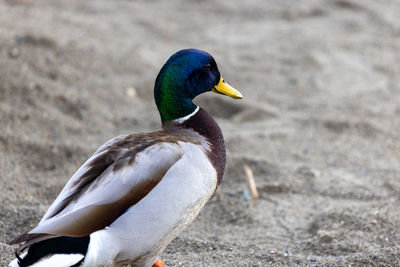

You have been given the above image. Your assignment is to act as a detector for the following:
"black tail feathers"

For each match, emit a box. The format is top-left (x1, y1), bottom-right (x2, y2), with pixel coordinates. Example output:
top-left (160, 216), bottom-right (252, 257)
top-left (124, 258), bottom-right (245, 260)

top-left (16, 236), bottom-right (90, 267)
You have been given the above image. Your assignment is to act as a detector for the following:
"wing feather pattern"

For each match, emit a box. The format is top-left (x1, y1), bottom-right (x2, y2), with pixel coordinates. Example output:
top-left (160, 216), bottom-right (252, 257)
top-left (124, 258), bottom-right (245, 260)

top-left (9, 132), bottom-right (189, 250)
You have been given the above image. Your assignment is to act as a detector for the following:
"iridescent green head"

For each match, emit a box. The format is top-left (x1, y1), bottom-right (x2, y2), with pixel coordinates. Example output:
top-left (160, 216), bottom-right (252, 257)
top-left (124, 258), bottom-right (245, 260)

top-left (154, 49), bottom-right (242, 122)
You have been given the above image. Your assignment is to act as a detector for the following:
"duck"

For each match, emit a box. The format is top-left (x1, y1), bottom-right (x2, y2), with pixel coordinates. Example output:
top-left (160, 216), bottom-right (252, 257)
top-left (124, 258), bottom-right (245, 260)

top-left (8, 48), bottom-right (243, 267)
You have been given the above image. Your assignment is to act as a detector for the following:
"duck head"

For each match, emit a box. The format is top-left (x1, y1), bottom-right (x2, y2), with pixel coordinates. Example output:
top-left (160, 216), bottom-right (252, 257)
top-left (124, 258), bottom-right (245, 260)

top-left (154, 49), bottom-right (243, 122)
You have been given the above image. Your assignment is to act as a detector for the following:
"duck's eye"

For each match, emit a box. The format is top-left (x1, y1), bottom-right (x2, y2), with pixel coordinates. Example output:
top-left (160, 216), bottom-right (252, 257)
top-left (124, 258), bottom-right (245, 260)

top-left (203, 63), bottom-right (211, 70)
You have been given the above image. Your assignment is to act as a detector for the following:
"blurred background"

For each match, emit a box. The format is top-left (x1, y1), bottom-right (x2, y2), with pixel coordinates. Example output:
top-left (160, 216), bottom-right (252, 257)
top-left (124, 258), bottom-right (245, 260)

top-left (0, 0), bottom-right (399, 266)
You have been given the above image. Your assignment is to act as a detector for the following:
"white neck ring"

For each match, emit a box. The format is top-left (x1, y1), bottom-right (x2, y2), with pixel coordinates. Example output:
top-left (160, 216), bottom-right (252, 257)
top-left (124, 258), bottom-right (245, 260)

top-left (173, 106), bottom-right (200, 124)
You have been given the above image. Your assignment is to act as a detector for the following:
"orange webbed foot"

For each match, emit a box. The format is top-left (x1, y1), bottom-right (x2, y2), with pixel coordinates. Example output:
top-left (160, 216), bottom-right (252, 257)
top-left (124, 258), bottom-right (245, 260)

top-left (152, 258), bottom-right (165, 267)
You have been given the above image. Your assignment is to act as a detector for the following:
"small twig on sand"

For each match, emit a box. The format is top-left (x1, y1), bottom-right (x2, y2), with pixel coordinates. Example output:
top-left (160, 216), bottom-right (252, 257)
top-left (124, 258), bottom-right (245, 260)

top-left (244, 164), bottom-right (259, 199)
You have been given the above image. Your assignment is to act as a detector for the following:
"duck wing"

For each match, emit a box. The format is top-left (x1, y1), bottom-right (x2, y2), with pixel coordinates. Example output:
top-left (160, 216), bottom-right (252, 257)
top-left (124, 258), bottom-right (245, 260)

top-left (9, 132), bottom-right (187, 250)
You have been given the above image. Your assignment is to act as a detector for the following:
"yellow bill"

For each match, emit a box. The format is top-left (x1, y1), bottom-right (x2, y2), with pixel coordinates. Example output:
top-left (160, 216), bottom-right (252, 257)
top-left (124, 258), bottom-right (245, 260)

top-left (212, 76), bottom-right (243, 99)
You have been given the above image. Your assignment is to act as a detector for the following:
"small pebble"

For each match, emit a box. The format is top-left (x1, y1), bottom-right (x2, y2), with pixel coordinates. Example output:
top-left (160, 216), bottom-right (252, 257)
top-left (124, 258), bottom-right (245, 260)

top-left (295, 259), bottom-right (302, 264)
top-left (372, 255), bottom-right (378, 260)
top-left (241, 191), bottom-right (251, 201)
top-left (126, 87), bottom-right (137, 98)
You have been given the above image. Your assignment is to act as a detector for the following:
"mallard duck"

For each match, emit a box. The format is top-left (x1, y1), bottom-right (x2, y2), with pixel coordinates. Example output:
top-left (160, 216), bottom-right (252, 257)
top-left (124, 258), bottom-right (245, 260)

top-left (9, 48), bottom-right (242, 267)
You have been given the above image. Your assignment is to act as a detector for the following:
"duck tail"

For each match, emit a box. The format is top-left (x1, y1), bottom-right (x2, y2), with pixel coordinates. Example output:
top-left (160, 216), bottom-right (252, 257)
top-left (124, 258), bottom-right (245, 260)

top-left (9, 236), bottom-right (90, 267)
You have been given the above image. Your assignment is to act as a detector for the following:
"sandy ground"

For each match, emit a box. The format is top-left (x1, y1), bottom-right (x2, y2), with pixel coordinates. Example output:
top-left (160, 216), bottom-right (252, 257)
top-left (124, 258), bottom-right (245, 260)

top-left (1, 0), bottom-right (400, 266)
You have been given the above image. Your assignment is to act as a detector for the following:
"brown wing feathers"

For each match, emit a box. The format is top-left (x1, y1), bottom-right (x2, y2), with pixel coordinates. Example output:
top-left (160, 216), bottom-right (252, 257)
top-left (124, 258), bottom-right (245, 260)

top-left (8, 130), bottom-right (197, 250)
top-left (45, 132), bottom-right (181, 219)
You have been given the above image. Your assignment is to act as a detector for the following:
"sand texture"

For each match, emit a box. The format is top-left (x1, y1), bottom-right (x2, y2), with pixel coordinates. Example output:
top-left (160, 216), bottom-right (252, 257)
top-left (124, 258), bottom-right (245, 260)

top-left (1, 0), bottom-right (400, 266)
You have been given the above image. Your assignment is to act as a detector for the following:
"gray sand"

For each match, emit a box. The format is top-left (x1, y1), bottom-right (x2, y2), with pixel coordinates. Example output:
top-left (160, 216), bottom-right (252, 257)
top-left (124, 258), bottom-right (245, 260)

top-left (1, 0), bottom-right (399, 266)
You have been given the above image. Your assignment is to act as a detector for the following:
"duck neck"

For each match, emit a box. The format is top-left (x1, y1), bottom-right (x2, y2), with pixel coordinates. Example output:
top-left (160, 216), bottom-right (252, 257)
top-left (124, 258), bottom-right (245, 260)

top-left (154, 69), bottom-right (197, 122)
top-left (156, 96), bottom-right (197, 122)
